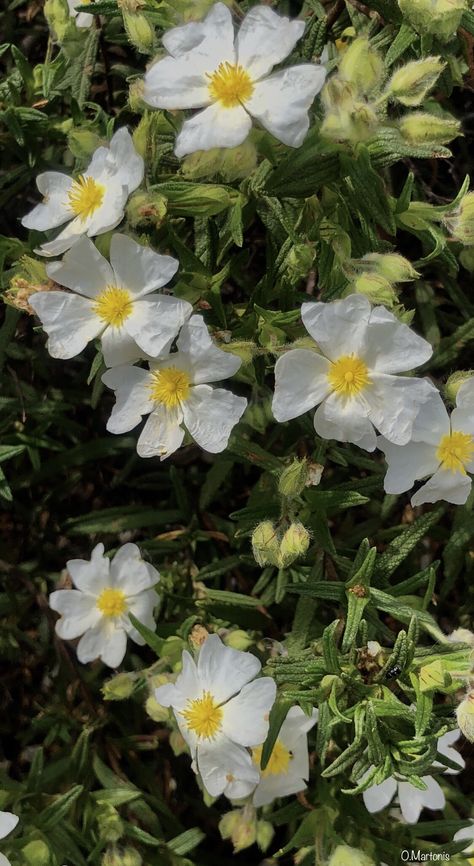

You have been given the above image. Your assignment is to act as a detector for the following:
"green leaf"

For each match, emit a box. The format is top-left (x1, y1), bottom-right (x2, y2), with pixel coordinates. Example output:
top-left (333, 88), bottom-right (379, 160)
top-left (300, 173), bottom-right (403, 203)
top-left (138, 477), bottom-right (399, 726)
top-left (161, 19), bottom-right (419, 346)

top-left (129, 613), bottom-right (165, 656)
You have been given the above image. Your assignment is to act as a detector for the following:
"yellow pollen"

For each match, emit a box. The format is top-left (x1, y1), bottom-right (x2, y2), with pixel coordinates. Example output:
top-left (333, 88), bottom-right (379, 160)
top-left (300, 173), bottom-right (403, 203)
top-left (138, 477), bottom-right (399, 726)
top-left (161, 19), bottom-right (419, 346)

top-left (149, 367), bottom-right (191, 408)
top-left (67, 174), bottom-right (105, 221)
top-left (93, 285), bottom-right (133, 327)
top-left (436, 430), bottom-right (474, 474)
top-left (207, 62), bottom-right (254, 108)
top-left (96, 587), bottom-right (127, 617)
top-left (328, 354), bottom-right (371, 397)
top-left (252, 740), bottom-right (292, 778)
top-left (181, 691), bottom-right (223, 739)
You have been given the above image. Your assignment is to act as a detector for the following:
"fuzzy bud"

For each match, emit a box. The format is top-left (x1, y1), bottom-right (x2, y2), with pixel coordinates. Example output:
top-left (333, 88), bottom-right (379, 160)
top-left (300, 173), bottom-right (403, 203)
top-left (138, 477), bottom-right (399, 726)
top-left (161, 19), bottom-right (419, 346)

top-left (224, 629), bottom-right (253, 651)
top-left (256, 820), bottom-right (275, 853)
top-left (387, 57), bottom-right (445, 106)
top-left (445, 191), bottom-right (474, 245)
top-left (181, 140), bottom-right (257, 182)
top-left (145, 696), bottom-right (170, 722)
top-left (22, 841), bottom-right (51, 866)
top-left (102, 672), bottom-right (135, 701)
top-left (122, 10), bottom-right (155, 54)
top-left (339, 37), bottom-right (384, 96)
top-left (328, 845), bottom-right (376, 866)
top-left (170, 731), bottom-right (188, 756)
top-left (456, 691), bottom-right (474, 742)
top-left (278, 459), bottom-right (309, 499)
top-left (121, 849), bottom-right (142, 866)
top-left (359, 252), bottom-right (419, 283)
top-left (219, 806), bottom-right (257, 853)
top-left (252, 521), bottom-right (280, 567)
top-left (448, 626), bottom-right (474, 646)
top-left (219, 811), bottom-right (241, 840)
top-left (351, 273), bottom-right (399, 308)
top-left (97, 806), bottom-right (124, 843)
top-left (128, 79), bottom-right (147, 113)
top-left (278, 523), bottom-right (310, 568)
top-left (68, 127), bottom-right (102, 160)
top-left (444, 371), bottom-right (474, 403)
top-left (126, 191), bottom-right (167, 229)
top-left (398, 0), bottom-right (468, 41)
top-left (399, 113), bottom-right (461, 145)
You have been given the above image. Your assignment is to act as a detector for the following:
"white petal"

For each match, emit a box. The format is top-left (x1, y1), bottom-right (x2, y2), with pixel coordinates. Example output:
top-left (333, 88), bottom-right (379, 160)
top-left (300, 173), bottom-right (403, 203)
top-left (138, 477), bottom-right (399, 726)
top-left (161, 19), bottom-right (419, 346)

top-left (362, 776), bottom-right (397, 814)
top-left (37, 220), bottom-right (89, 258)
top-left (301, 294), bottom-right (371, 361)
top-left (314, 392), bottom-right (377, 451)
top-left (182, 385), bottom-right (247, 453)
top-left (0, 813), bottom-right (19, 840)
top-left (364, 305), bottom-right (433, 373)
top-left (50, 590), bottom-right (101, 639)
top-left (377, 438), bottom-right (439, 495)
top-left (451, 381), bottom-right (474, 449)
top-left (76, 10), bottom-right (93, 26)
top-left (136, 406), bottom-right (185, 459)
top-left (236, 6), bottom-right (305, 80)
top-left (0, 854), bottom-right (11, 866)
top-left (102, 366), bottom-right (155, 434)
top-left (456, 378), bottom-right (474, 411)
top-left (126, 589), bottom-right (160, 643)
top-left (411, 467), bottom-right (472, 507)
top-left (164, 3), bottom-right (235, 59)
top-left (177, 315), bottom-right (241, 383)
top-left (77, 620), bottom-right (127, 667)
top-left (67, 543), bottom-right (111, 594)
top-left (197, 634), bottom-right (261, 704)
top-left (246, 65), bottom-right (326, 147)
top-left (175, 103), bottom-right (252, 158)
top-left (21, 172), bottom-right (72, 231)
top-left (272, 349), bottom-right (331, 422)
top-left (100, 325), bottom-right (142, 368)
top-left (111, 543), bottom-right (160, 594)
top-left (409, 389), bottom-right (450, 445)
top-left (365, 374), bottom-right (437, 445)
top-left (252, 765), bottom-right (308, 807)
top-left (143, 55), bottom-right (212, 110)
top-left (28, 291), bottom-right (101, 359)
top-left (222, 677), bottom-right (276, 746)
top-left (103, 127), bottom-right (144, 192)
top-left (86, 180), bottom-right (129, 237)
top-left (197, 737), bottom-right (259, 799)
top-left (124, 296), bottom-right (192, 358)
top-left (280, 706), bottom-right (318, 750)
top-left (398, 777), bottom-right (445, 824)
top-left (46, 235), bottom-right (114, 298)
top-left (435, 729), bottom-right (465, 774)
top-left (110, 234), bottom-right (179, 297)
top-left (454, 822), bottom-right (474, 844)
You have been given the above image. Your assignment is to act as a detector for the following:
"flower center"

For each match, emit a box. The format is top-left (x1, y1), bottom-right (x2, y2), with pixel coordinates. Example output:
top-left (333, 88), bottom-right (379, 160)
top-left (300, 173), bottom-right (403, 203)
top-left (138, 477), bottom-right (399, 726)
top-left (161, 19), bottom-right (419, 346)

top-left (149, 367), bottom-right (191, 408)
top-left (253, 739), bottom-right (291, 777)
top-left (96, 587), bottom-right (127, 617)
top-left (436, 430), bottom-right (474, 474)
top-left (181, 691), bottom-right (223, 739)
top-left (207, 62), bottom-right (254, 108)
top-left (328, 354), bottom-right (371, 397)
top-left (93, 286), bottom-right (133, 327)
top-left (67, 174), bottom-right (105, 221)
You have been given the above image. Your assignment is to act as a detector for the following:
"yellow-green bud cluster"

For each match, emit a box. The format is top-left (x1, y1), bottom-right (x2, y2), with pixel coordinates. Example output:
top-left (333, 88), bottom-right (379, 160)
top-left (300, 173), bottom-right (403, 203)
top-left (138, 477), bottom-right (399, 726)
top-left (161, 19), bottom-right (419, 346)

top-left (321, 38), bottom-right (383, 144)
top-left (102, 672), bottom-right (136, 701)
top-left (219, 806), bottom-right (258, 853)
top-left (251, 521), bottom-right (310, 568)
top-left (347, 253), bottom-right (418, 308)
top-left (387, 58), bottom-right (445, 107)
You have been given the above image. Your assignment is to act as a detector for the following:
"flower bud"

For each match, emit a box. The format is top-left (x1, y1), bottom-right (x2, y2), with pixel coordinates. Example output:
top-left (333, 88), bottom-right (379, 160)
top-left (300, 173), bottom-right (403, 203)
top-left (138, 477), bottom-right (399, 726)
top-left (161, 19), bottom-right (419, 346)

top-left (44, 0), bottom-right (72, 42)
top-left (256, 820), bottom-right (275, 853)
top-left (278, 523), bottom-right (310, 568)
top-left (219, 811), bottom-right (241, 840)
top-left (387, 57), bottom-right (445, 106)
top-left (121, 848), bottom-right (142, 866)
top-left (122, 10), bottom-right (156, 53)
top-left (399, 113), bottom-right (461, 145)
top-left (328, 845), bottom-right (376, 866)
top-left (220, 341), bottom-right (256, 365)
top-left (97, 806), bottom-right (124, 843)
top-left (224, 629), bottom-right (253, 651)
top-left (126, 191), bottom-right (167, 229)
top-left (163, 182), bottom-right (233, 216)
top-left (221, 806), bottom-right (257, 853)
top-left (444, 371), bottom-right (474, 403)
top-left (128, 79), bottom-right (147, 113)
top-left (445, 191), bottom-right (474, 245)
top-left (102, 672), bottom-right (135, 701)
top-left (398, 0), bottom-right (467, 41)
top-left (448, 626), bottom-right (474, 646)
top-left (456, 691), bottom-right (474, 742)
top-left (339, 38), bottom-right (384, 96)
top-left (359, 252), bottom-right (419, 282)
top-left (145, 696), bottom-right (170, 722)
top-left (170, 731), bottom-right (188, 756)
top-left (22, 840), bottom-right (51, 866)
top-left (68, 127), bottom-right (101, 160)
top-left (351, 273), bottom-right (399, 308)
top-left (252, 521), bottom-right (280, 567)
top-left (181, 140), bottom-right (257, 181)
top-left (278, 459), bottom-right (309, 499)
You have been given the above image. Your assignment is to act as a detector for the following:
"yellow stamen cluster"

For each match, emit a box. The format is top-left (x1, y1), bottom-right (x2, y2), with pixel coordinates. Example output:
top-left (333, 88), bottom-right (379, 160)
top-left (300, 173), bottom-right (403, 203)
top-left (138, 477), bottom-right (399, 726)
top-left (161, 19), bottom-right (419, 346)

top-left (93, 286), bottom-right (133, 327)
top-left (96, 587), bottom-right (127, 617)
top-left (181, 691), bottom-right (223, 739)
top-left (149, 367), bottom-right (191, 408)
top-left (328, 354), bottom-right (371, 397)
top-left (67, 175), bottom-right (105, 221)
top-left (436, 430), bottom-right (474, 474)
top-left (207, 62), bottom-right (254, 108)
top-left (252, 739), bottom-right (292, 777)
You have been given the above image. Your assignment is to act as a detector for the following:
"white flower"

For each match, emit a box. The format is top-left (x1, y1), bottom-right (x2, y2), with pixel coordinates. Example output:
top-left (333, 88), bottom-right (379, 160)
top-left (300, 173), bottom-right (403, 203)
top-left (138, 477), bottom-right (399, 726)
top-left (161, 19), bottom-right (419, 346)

top-left (49, 543), bottom-right (160, 668)
top-left (21, 128), bottom-right (144, 257)
top-left (102, 315), bottom-right (247, 459)
top-left (143, 2), bottom-right (326, 157)
top-left (272, 294), bottom-right (435, 451)
top-left (454, 820), bottom-right (474, 862)
top-left (67, 0), bottom-right (93, 28)
top-left (29, 234), bottom-right (192, 367)
top-left (362, 730), bottom-right (464, 824)
top-left (155, 634), bottom-right (276, 799)
top-left (252, 707), bottom-right (318, 807)
top-left (378, 380), bottom-right (474, 506)
top-left (0, 812), bottom-right (19, 866)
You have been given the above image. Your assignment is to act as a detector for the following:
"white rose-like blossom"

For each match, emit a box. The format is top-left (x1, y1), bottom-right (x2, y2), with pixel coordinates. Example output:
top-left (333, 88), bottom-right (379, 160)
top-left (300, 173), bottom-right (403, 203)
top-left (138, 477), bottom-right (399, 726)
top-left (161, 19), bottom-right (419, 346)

top-left (143, 3), bottom-right (326, 157)
top-left (67, 0), bottom-right (93, 28)
top-left (252, 706), bottom-right (318, 807)
top-left (378, 379), bottom-right (474, 506)
top-left (49, 543), bottom-right (160, 668)
top-left (21, 128), bottom-right (144, 257)
top-left (0, 812), bottom-right (19, 866)
top-left (102, 315), bottom-right (247, 459)
top-left (155, 634), bottom-right (277, 799)
top-left (29, 234), bottom-right (192, 367)
top-left (272, 294), bottom-right (435, 451)
top-left (362, 730), bottom-right (465, 824)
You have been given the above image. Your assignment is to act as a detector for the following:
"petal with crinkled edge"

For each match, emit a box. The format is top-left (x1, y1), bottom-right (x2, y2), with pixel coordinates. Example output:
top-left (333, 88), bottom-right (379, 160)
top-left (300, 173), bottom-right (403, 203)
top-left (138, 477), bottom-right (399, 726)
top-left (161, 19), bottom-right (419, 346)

top-left (29, 291), bottom-right (102, 359)
top-left (411, 467), bottom-right (472, 507)
top-left (272, 349), bottom-right (331, 422)
top-left (46, 235), bottom-right (114, 298)
top-left (182, 385), bottom-right (247, 453)
top-left (246, 65), bottom-right (326, 147)
top-left (236, 5), bottom-right (305, 80)
top-left (175, 102), bottom-right (252, 158)
top-left (301, 295), bottom-right (371, 361)
top-left (103, 366), bottom-right (155, 434)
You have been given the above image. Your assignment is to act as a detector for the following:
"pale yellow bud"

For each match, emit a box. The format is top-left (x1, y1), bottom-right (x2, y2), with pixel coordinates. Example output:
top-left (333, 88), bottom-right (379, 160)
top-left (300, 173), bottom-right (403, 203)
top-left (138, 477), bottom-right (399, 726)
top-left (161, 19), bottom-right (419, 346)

top-left (278, 459), bottom-right (309, 499)
top-left (102, 672), bottom-right (135, 701)
top-left (444, 371), bottom-right (474, 404)
top-left (398, 0), bottom-right (467, 41)
top-left (145, 696), bottom-right (170, 722)
top-left (97, 806), bottom-right (124, 843)
top-left (328, 845), bottom-right (376, 866)
top-left (22, 841), bottom-right (51, 866)
top-left (122, 10), bottom-right (155, 53)
top-left (278, 523), bottom-right (310, 568)
top-left (256, 820), bottom-right (275, 853)
top-left (170, 731), bottom-right (188, 756)
top-left (445, 192), bottom-right (474, 245)
top-left (224, 630), bottom-right (253, 651)
top-left (448, 627), bottom-right (474, 646)
top-left (387, 57), bottom-right (445, 106)
top-left (339, 37), bottom-right (384, 96)
top-left (360, 252), bottom-right (418, 282)
top-left (456, 692), bottom-right (474, 742)
top-left (251, 521), bottom-right (280, 567)
top-left (399, 113), bottom-right (461, 145)
top-left (351, 273), bottom-right (399, 308)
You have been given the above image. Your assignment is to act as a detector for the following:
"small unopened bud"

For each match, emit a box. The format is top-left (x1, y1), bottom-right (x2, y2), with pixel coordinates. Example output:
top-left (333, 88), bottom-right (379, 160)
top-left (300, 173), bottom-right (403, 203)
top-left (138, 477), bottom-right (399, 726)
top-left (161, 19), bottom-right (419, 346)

top-left (284, 243), bottom-right (315, 282)
top-left (444, 371), bottom-right (474, 403)
top-left (359, 252), bottom-right (418, 283)
top-left (351, 273), bottom-right (399, 308)
top-left (445, 191), bottom-right (474, 246)
top-left (219, 811), bottom-right (241, 840)
top-left (170, 731), bottom-right (188, 756)
top-left (398, 0), bottom-right (467, 41)
top-left (220, 806), bottom-right (257, 853)
top-left (387, 57), bottom-right (445, 106)
top-left (102, 672), bottom-right (135, 701)
top-left (122, 10), bottom-right (155, 53)
top-left (456, 692), bottom-right (474, 742)
top-left (448, 627), bottom-right (474, 646)
top-left (145, 696), bottom-right (170, 722)
top-left (68, 127), bottom-right (102, 160)
top-left (121, 848), bottom-right (142, 866)
top-left (278, 459), bottom-right (309, 499)
top-left (126, 191), bottom-right (167, 229)
top-left (128, 79), bottom-right (146, 113)
top-left (399, 113), bottom-right (461, 145)
top-left (339, 37), bottom-right (384, 96)
top-left (225, 630), bottom-right (253, 651)
top-left (220, 341), bottom-right (256, 365)
top-left (252, 521), bottom-right (280, 567)
top-left (22, 840), bottom-right (51, 866)
top-left (97, 806), bottom-right (124, 843)
top-left (256, 820), bottom-right (275, 853)
top-left (328, 845), bottom-right (376, 866)
top-left (278, 523), bottom-right (310, 568)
